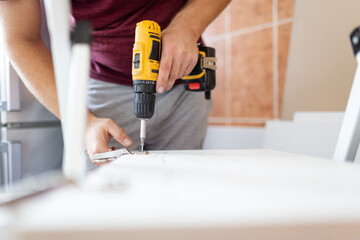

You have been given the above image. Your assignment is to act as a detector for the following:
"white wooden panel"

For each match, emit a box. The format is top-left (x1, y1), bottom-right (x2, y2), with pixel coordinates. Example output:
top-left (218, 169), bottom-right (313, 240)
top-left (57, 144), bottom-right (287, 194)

top-left (9, 150), bottom-right (360, 239)
top-left (263, 121), bottom-right (341, 159)
top-left (293, 112), bottom-right (344, 123)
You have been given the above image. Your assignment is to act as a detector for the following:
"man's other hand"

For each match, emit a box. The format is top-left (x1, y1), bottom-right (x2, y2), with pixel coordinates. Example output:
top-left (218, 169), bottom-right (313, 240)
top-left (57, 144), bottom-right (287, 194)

top-left (85, 112), bottom-right (132, 165)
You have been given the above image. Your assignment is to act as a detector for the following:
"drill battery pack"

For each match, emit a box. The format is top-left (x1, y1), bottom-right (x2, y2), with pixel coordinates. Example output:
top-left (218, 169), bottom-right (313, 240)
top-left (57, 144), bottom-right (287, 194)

top-left (181, 44), bottom-right (217, 100)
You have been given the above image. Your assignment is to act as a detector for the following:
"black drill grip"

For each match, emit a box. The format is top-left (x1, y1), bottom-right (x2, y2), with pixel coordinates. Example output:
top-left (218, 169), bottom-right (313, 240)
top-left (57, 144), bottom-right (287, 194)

top-left (133, 80), bottom-right (156, 119)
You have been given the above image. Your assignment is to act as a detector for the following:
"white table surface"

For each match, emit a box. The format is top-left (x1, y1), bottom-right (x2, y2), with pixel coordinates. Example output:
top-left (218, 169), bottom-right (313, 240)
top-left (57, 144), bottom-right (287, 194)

top-left (4, 149), bottom-right (360, 240)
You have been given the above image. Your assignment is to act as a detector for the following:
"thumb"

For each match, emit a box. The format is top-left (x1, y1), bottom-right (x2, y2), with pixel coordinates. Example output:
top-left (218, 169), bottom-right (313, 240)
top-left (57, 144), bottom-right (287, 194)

top-left (106, 119), bottom-right (133, 147)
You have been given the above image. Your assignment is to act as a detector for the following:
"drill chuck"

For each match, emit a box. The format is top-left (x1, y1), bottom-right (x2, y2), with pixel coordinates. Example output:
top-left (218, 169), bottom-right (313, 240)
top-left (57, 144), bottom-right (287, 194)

top-left (133, 80), bottom-right (156, 119)
top-left (134, 93), bottom-right (155, 119)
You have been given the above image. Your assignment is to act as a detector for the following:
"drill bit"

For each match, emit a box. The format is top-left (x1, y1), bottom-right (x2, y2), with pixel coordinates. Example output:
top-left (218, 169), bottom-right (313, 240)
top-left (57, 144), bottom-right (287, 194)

top-left (140, 119), bottom-right (146, 151)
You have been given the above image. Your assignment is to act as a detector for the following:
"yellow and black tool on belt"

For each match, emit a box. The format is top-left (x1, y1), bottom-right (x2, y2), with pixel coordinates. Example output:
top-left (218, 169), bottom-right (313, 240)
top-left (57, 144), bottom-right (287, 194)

top-left (132, 20), bottom-right (217, 151)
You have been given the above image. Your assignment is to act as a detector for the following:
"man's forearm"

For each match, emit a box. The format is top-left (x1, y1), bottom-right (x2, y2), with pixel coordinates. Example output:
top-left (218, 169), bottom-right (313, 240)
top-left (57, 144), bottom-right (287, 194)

top-left (1, 0), bottom-right (60, 118)
top-left (6, 39), bottom-right (61, 118)
top-left (168, 0), bottom-right (231, 39)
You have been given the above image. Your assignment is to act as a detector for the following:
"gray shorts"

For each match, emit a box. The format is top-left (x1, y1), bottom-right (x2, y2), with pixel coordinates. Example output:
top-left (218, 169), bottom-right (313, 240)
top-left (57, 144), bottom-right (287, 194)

top-left (87, 78), bottom-right (212, 152)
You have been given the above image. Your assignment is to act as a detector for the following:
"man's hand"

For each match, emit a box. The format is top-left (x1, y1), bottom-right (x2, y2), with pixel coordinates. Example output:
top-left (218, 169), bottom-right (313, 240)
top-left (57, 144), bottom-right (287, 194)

top-left (155, 0), bottom-right (231, 94)
top-left (156, 26), bottom-right (199, 93)
top-left (85, 112), bottom-right (132, 165)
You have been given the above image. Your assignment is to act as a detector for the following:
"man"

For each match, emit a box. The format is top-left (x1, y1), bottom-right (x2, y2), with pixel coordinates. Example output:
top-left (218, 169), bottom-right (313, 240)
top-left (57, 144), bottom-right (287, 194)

top-left (0, 0), bottom-right (230, 167)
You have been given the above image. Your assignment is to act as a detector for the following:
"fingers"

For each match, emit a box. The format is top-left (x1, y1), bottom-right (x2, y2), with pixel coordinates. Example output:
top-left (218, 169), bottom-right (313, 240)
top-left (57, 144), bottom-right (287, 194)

top-left (106, 119), bottom-right (133, 147)
top-left (178, 48), bottom-right (198, 78)
top-left (85, 116), bottom-right (133, 160)
top-left (157, 40), bottom-right (199, 92)
top-left (178, 57), bottom-right (189, 79)
top-left (157, 52), bottom-right (172, 93)
top-left (184, 54), bottom-right (198, 77)
top-left (87, 138), bottom-right (109, 157)
top-left (166, 57), bottom-right (180, 91)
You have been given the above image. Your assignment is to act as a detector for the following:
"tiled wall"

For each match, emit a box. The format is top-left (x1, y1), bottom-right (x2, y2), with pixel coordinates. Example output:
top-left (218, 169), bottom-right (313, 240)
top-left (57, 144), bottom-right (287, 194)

top-left (203, 0), bottom-right (295, 126)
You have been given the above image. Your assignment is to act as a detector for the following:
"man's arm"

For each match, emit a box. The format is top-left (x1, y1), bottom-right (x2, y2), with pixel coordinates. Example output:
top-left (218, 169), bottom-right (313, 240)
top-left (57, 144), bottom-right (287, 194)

top-left (0, 0), bottom-right (60, 117)
top-left (0, 0), bottom-right (132, 163)
top-left (156, 0), bottom-right (231, 93)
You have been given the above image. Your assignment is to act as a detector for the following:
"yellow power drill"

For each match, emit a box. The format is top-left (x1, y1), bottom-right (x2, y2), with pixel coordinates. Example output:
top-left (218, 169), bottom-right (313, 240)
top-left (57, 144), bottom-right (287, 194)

top-left (132, 20), bottom-right (217, 151)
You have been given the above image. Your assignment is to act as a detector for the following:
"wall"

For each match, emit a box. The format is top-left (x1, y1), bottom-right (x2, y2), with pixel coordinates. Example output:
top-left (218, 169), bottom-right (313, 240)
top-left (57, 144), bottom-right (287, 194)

top-left (202, 0), bottom-right (295, 126)
top-left (203, 126), bottom-right (265, 150)
top-left (282, 0), bottom-right (360, 120)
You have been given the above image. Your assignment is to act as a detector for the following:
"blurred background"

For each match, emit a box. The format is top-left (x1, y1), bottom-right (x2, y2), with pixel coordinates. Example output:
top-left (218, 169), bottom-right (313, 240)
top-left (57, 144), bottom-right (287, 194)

top-left (203, 0), bottom-right (295, 125)
top-left (0, 1), bottom-right (63, 187)
top-left (202, 0), bottom-right (360, 157)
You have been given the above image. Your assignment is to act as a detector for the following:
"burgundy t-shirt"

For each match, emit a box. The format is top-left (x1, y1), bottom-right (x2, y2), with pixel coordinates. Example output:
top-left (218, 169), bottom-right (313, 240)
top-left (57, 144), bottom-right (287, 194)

top-left (71, 0), bottom-right (191, 86)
